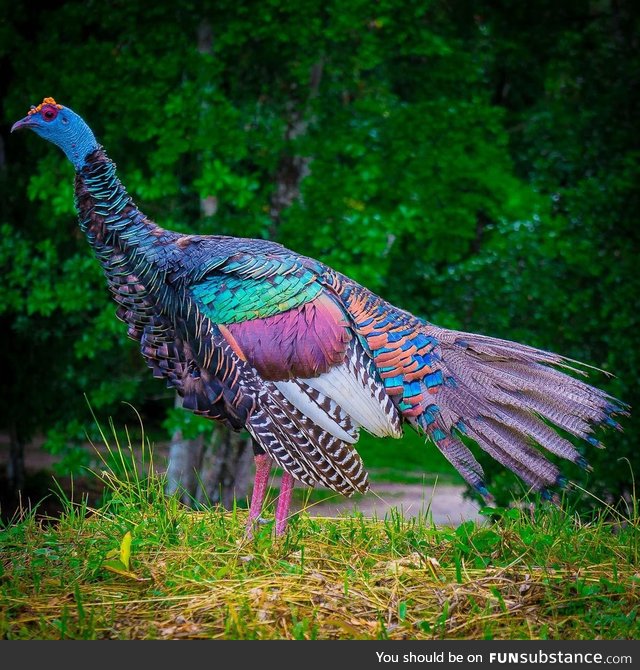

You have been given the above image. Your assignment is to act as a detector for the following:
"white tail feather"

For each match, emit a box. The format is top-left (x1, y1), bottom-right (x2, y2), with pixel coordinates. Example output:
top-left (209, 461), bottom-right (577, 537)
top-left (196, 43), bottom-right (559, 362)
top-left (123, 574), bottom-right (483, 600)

top-left (274, 379), bottom-right (358, 443)
top-left (301, 362), bottom-right (400, 438)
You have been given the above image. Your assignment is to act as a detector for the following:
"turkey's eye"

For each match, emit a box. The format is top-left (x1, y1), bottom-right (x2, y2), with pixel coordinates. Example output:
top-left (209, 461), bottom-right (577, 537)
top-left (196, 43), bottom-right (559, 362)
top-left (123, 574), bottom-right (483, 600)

top-left (42, 106), bottom-right (58, 122)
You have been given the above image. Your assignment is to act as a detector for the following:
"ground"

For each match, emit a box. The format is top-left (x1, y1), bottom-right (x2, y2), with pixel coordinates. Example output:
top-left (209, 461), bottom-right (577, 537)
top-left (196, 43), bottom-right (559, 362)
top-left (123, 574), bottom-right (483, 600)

top-left (298, 482), bottom-right (482, 526)
top-left (1, 434), bottom-right (638, 640)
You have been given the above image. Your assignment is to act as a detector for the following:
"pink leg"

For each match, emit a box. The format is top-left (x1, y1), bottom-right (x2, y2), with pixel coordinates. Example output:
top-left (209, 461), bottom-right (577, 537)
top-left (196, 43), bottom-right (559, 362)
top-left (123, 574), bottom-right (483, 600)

top-left (247, 454), bottom-right (272, 536)
top-left (275, 471), bottom-right (295, 536)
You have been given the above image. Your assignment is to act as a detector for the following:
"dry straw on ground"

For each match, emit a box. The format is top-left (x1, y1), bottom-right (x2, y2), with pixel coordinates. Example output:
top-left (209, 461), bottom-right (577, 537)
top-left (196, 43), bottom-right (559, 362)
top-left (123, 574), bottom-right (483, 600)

top-left (2, 496), bottom-right (638, 639)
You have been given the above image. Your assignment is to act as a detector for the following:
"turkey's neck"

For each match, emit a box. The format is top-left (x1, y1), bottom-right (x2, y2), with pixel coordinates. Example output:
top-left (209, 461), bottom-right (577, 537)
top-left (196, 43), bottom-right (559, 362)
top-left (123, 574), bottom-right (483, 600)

top-left (76, 148), bottom-right (166, 249)
top-left (75, 149), bottom-right (180, 277)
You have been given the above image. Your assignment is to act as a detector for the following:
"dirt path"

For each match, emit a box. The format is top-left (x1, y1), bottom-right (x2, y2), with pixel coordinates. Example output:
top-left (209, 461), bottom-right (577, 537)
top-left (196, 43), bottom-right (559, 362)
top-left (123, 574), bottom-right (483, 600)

top-left (295, 482), bottom-right (483, 526)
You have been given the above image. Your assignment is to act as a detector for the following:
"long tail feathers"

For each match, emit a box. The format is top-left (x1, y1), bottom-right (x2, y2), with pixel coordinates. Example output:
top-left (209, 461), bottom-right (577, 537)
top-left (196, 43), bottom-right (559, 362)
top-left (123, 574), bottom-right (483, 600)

top-left (414, 325), bottom-right (628, 498)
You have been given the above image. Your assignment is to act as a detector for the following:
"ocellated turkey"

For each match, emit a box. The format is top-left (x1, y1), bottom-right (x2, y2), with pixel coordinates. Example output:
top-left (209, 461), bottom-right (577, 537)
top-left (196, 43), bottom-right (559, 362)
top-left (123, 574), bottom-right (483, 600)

top-left (12, 98), bottom-right (627, 534)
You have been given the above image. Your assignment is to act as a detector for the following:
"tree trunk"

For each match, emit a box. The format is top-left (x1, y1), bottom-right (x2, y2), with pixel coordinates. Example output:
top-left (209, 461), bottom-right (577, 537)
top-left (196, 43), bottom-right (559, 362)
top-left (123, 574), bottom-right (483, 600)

top-left (164, 19), bottom-right (254, 510)
top-left (165, 395), bottom-right (205, 505)
top-left (268, 58), bottom-right (324, 232)
top-left (196, 429), bottom-right (253, 509)
top-left (8, 421), bottom-right (25, 497)
top-left (165, 30), bottom-right (324, 509)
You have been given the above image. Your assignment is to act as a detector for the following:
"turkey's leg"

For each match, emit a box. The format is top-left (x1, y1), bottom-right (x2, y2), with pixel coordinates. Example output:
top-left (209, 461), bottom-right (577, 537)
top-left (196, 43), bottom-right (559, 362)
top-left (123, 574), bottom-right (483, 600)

top-left (275, 471), bottom-right (295, 536)
top-left (247, 454), bottom-right (272, 536)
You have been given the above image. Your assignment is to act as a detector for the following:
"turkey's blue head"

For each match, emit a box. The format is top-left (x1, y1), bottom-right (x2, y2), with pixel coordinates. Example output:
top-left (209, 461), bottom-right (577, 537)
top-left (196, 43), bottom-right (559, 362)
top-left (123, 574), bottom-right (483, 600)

top-left (11, 97), bottom-right (98, 171)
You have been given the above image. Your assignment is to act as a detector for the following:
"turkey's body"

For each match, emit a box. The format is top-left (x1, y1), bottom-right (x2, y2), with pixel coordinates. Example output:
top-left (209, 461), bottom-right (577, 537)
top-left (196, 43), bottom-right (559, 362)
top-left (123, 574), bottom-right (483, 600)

top-left (74, 147), bottom-right (625, 526)
top-left (76, 149), bottom-right (377, 497)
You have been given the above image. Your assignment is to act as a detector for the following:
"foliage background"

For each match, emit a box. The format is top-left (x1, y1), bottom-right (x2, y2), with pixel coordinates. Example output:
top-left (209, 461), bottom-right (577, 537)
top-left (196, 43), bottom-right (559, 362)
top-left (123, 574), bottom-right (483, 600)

top-left (1, 0), bottom-right (638, 507)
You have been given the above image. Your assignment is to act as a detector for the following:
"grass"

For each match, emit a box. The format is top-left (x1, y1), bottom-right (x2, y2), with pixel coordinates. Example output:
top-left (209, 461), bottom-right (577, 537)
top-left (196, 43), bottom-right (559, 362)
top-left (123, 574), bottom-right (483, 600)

top-left (0, 423), bottom-right (638, 640)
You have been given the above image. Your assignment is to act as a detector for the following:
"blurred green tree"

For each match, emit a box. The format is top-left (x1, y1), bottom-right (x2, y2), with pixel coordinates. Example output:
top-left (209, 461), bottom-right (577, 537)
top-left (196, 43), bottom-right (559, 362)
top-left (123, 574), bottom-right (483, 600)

top-left (1, 0), bottom-right (636, 510)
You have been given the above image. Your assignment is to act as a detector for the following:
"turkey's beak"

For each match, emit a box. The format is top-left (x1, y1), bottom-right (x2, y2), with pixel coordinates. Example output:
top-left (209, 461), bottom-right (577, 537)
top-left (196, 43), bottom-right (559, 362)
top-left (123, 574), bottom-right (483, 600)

top-left (11, 116), bottom-right (36, 133)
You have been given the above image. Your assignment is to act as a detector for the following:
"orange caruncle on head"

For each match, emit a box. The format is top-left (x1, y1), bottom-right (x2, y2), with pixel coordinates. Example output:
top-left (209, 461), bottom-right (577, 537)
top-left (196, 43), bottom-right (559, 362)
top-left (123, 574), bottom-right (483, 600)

top-left (27, 97), bottom-right (64, 116)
